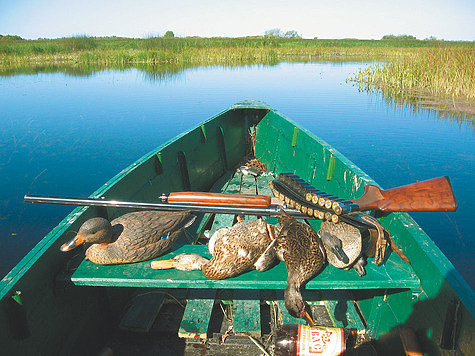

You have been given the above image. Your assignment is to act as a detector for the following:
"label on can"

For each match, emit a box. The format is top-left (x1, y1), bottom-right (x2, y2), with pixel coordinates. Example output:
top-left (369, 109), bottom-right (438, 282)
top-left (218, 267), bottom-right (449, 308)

top-left (297, 325), bottom-right (345, 355)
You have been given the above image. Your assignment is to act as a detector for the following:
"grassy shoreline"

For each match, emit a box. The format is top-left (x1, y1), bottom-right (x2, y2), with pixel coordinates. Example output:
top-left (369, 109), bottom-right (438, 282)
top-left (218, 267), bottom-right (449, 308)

top-left (1, 35), bottom-right (472, 64)
top-left (1, 36), bottom-right (474, 110)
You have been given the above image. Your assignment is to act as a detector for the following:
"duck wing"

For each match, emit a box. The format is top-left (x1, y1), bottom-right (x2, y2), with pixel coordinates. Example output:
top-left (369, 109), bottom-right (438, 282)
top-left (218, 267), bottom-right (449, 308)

top-left (278, 218), bottom-right (326, 284)
top-left (202, 219), bottom-right (275, 279)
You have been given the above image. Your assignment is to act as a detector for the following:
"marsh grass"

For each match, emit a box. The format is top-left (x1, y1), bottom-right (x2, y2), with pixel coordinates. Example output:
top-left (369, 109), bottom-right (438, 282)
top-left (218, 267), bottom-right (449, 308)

top-left (1, 36), bottom-right (474, 106)
top-left (351, 47), bottom-right (475, 100)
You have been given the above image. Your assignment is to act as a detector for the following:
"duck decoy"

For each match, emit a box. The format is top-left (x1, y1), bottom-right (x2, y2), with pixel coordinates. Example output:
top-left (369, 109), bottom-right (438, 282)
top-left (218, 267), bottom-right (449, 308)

top-left (276, 211), bottom-right (326, 325)
top-left (320, 218), bottom-right (410, 277)
top-left (60, 210), bottom-right (196, 265)
top-left (320, 220), bottom-right (364, 275)
top-left (151, 217), bottom-right (279, 279)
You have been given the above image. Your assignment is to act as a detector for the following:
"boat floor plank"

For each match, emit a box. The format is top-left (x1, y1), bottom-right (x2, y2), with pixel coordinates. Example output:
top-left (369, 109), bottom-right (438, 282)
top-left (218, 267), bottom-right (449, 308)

top-left (232, 290), bottom-right (262, 337)
top-left (178, 289), bottom-right (216, 339)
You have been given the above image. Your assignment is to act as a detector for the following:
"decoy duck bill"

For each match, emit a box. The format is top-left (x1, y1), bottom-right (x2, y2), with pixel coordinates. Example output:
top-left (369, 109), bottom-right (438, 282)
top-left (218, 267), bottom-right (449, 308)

top-left (60, 236), bottom-right (84, 252)
top-left (150, 259), bottom-right (175, 270)
top-left (332, 246), bottom-right (350, 264)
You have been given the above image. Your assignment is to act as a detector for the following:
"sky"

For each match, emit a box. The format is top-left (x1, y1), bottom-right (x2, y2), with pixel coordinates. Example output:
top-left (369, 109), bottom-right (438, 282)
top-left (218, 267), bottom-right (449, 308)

top-left (0, 0), bottom-right (474, 41)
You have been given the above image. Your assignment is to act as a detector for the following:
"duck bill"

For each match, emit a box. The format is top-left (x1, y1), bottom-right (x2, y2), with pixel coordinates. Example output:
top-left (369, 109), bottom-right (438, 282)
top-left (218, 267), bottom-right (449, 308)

top-left (303, 310), bottom-right (315, 326)
top-left (266, 223), bottom-right (275, 241)
top-left (150, 259), bottom-right (176, 270)
top-left (60, 235), bottom-right (84, 252)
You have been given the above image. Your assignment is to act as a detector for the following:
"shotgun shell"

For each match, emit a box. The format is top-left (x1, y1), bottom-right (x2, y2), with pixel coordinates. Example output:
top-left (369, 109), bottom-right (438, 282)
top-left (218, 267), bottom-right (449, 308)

top-left (332, 202), bottom-right (343, 215)
top-left (301, 205), bottom-right (308, 214)
top-left (331, 215), bottom-right (339, 224)
top-left (325, 199), bottom-right (333, 210)
top-left (318, 197), bottom-right (326, 206)
top-left (325, 212), bottom-right (332, 221)
top-left (318, 211), bottom-right (326, 220)
top-left (312, 195), bottom-right (319, 205)
top-left (305, 193), bottom-right (312, 202)
top-left (307, 208), bottom-right (314, 216)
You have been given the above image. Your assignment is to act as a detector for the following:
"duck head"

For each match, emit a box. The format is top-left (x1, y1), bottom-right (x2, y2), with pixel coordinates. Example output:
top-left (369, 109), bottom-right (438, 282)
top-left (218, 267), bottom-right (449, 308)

top-left (151, 253), bottom-right (209, 271)
top-left (284, 282), bottom-right (315, 326)
top-left (61, 217), bottom-right (113, 252)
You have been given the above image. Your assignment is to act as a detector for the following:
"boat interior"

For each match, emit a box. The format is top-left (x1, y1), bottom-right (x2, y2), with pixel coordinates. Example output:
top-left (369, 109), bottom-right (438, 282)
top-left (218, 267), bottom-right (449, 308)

top-left (2, 103), bottom-right (473, 355)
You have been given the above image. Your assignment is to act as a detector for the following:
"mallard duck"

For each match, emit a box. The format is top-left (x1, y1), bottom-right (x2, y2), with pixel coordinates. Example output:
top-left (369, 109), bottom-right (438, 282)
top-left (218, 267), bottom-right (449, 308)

top-left (60, 210), bottom-right (196, 265)
top-left (151, 217), bottom-right (278, 279)
top-left (276, 211), bottom-right (326, 325)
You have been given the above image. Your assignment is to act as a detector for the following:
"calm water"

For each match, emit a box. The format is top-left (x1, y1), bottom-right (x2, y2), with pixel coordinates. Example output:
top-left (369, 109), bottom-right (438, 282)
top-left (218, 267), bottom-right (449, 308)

top-left (1, 62), bottom-right (473, 289)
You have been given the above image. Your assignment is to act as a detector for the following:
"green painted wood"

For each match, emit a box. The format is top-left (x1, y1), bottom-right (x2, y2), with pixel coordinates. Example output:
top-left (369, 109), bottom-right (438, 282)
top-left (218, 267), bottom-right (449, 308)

top-left (70, 244), bottom-right (420, 290)
top-left (178, 289), bottom-right (216, 339)
top-left (232, 290), bottom-right (261, 337)
top-left (326, 154), bottom-right (336, 181)
top-left (3, 102), bottom-right (474, 355)
top-left (366, 295), bottom-right (385, 339)
top-left (200, 125), bottom-right (207, 143)
top-left (323, 291), bottom-right (365, 330)
top-left (291, 126), bottom-right (299, 147)
top-left (119, 288), bottom-right (167, 332)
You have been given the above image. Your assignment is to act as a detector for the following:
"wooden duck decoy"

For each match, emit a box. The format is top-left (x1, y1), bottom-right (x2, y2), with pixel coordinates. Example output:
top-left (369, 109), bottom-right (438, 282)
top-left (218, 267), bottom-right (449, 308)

top-left (151, 217), bottom-right (279, 279)
top-left (320, 218), bottom-right (410, 277)
top-left (320, 220), bottom-right (365, 275)
top-left (60, 210), bottom-right (196, 265)
top-left (276, 211), bottom-right (326, 325)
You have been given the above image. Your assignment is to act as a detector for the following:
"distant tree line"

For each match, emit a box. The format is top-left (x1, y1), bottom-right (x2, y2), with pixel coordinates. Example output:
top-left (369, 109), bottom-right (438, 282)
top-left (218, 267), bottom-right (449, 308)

top-left (264, 28), bottom-right (301, 39)
top-left (0, 35), bottom-right (24, 41)
top-left (0, 32), bottom-right (457, 44)
top-left (381, 34), bottom-right (441, 41)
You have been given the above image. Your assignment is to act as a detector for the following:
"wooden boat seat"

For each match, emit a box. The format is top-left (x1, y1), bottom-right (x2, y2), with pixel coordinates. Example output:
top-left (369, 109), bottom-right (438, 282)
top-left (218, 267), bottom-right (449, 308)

top-left (68, 168), bottom-right (420, 337)
top-left (71, 170), bottom-right (420, 291)
top-left (71, 243), bottom-right (420, 290)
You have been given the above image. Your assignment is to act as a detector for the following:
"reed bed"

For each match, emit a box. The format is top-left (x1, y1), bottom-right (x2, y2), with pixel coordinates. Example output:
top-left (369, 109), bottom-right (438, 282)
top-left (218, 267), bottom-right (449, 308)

top-left (351, 47), bottom-right (475, 100)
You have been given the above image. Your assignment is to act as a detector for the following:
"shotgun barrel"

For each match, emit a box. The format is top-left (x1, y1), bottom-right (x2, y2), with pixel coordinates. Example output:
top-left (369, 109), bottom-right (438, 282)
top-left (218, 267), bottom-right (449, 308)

top-left (24, 194), bottom-right (381, 229)
top-left (23, 194), bottom-right (310, 219)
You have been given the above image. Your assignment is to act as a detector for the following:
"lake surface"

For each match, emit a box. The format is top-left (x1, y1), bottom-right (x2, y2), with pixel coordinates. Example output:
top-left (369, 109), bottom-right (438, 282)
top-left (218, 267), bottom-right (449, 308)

top-left (1, 62), bottom-right (473, 289)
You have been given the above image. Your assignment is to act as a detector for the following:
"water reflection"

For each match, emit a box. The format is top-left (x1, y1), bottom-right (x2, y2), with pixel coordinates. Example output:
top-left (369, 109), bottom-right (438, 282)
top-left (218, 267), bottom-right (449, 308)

top-left (353, 81), bottom-right (475, 129)
top-left (3, 59), bottom-right (472, 126)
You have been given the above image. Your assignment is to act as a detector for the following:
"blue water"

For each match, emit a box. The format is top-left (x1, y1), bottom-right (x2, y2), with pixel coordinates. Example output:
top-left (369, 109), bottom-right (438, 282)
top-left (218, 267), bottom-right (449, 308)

top-left (1, 62), bottom-right (473, 289)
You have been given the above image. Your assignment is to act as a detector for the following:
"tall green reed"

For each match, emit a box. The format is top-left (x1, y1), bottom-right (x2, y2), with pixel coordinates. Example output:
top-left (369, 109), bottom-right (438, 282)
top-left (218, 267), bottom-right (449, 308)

top-left (351, 47), bottom-right (475, 99)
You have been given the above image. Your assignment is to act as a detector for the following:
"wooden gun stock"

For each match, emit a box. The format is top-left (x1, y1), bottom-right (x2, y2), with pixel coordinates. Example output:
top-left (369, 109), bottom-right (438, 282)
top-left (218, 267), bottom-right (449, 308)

top-left (166, 192), bottom-right (271, 207)
top-left (352, 176), bottom-right (458, 212)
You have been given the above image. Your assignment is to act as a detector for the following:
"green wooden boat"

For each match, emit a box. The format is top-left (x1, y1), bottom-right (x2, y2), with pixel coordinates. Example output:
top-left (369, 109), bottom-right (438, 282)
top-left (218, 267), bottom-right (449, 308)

top-left (1, 101), bottom-right (473, 355)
